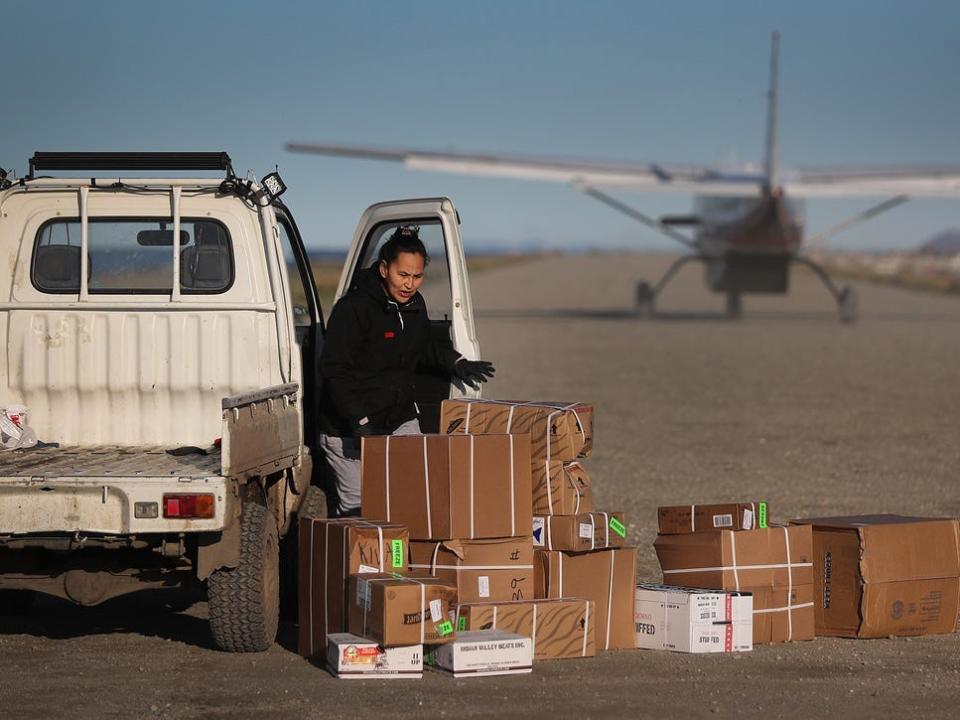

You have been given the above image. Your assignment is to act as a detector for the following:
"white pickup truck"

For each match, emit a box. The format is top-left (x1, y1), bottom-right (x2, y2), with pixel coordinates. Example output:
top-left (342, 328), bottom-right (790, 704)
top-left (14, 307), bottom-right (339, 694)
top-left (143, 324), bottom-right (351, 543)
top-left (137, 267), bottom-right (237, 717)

top-left (0, 152), bottom-right (480, 651)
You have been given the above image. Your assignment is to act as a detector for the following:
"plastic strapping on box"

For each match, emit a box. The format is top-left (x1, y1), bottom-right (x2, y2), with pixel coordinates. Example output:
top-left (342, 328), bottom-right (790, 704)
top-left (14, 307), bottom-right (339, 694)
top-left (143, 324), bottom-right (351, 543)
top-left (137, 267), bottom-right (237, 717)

top-left (469, 435), bottom-right (476, 539)
top-left (422, 436), bottom-right (432, 539)
top-left (558, 552), bottom-right (564, 597)
top-left (544, 460), bottom-right (554, 513)
top-left (509, 435), bottom-right (516, 535)
top-left (783, 525), bottom-right (793, 641)
top-left (663, 560), bottom-right (812, 575)
top-left (546, 516), bottom-right (553, 551)
top-left (730, 530), bottom-right (741, 591)
top-left (570, 464), bottom-right (582, 514)
top-left (605, 550), bottom-right (615, 650)
top-left (411, 562), bottom-right (534, 571)
top-left (749, 503), bottom-right (756, 530)
top-left (601, 512), bottom-right (610, 548)
top-left (464, 401), bottom-right (473, 432)
top-left (581, 599), bottom-right (589, 657)
top-left (690, 504), bottom-right (696, 532)
top-left (493, 605), bottom-right (498, 627)
top-left (384, 436), bottom-right (392, 521)
top-left (589, 514), bottom-right (596, 551)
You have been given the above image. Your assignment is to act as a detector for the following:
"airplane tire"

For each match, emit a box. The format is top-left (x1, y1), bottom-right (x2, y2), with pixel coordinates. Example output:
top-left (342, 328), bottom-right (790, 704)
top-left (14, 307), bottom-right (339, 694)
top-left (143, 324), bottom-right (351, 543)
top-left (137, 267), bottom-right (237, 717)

top-left (725, 292), bottom-right (742, 319)
top-left (636, 282), bottom-right (655, 318)
top-left (838, 286), bottom-right (858, 324)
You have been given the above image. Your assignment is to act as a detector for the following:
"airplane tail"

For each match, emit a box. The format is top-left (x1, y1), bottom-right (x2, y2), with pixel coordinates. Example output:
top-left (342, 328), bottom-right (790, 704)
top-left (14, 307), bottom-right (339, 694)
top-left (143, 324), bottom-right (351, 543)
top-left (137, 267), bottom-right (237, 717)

top-left (763, 31), bottom-right (780, 191)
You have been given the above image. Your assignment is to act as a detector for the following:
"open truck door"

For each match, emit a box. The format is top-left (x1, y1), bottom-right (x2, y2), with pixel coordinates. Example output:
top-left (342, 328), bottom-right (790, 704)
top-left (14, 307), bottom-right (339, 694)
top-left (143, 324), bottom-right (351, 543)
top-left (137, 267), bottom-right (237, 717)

top-left (336, 197), bottom-right (480, 432)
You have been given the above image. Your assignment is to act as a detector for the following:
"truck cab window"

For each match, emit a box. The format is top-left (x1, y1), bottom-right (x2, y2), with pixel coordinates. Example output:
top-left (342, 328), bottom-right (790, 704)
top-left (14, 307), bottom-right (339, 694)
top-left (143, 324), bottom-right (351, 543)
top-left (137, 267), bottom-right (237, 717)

top-left (276, 219), bottom-right (313, 327)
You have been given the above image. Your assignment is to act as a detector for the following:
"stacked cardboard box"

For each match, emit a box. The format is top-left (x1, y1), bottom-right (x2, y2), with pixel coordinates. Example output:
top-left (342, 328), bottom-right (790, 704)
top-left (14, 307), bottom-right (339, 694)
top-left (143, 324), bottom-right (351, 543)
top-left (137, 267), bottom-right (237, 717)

top-left (347, 573), bottom-right (458, 646)
top-left (298, 516), bottom-right (410, 657)
top-left (440, 399), bottom-right (636, 652)
top-left (409, 537), bottom-right (534, 604)
top-left (634, 583), bottom-right (753, 654)
top-left (654, 512), bottom-right (815, 644)
top-left (789, 514), bottom-right (960, 638)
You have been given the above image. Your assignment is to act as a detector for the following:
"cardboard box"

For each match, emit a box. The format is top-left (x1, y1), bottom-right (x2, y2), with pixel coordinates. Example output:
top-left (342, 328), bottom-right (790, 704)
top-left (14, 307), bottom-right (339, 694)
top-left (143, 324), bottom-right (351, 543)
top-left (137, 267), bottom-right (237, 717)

top-left (658, 502), bottom-right (768, 534)
top-left (790, 514), bottom-right (960, 638)
top-left (409, 537), bottom-right (534, 604)
top-left (347, 574), bottom-right (457, 647)
top-left (532, 511), bottom-right (627, 552)
top-left (361, 434), bottom-right (532, 540)
top-left (427, 630), bottom-right (533, 677)
top-left (440, 399), bottom-right (594, 461)
top-left (298, 517), bottom-right (409, 657)
top-left (534, 547), bottom-right (637, 650)
top-left (455, 598), bottom-right (596, 660)
top-left (634, 583), bottom-right (753, 653)
top-left (325, 633), bottom-right (422, 679)
top-left (654, 525), bottom-right (814, 643)
top-left (532, 461), bottom-right (593, 516)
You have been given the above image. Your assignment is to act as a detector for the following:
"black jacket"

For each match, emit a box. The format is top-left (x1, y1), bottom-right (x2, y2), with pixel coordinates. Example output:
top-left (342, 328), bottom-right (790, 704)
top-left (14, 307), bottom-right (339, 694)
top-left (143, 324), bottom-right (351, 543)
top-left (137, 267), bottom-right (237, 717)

top-left (318, 267), bottom-right (461, 436)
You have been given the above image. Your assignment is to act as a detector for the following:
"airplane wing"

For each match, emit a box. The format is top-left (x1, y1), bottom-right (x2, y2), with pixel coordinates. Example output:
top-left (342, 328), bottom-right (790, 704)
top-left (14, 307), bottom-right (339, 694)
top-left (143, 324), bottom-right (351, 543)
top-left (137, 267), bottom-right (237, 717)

top-left (782, 166), bottom-right (960, 198)
top-left (286, 142), bottom-right (960, 198)
top-left (285, 142), bottom-right (766, 197)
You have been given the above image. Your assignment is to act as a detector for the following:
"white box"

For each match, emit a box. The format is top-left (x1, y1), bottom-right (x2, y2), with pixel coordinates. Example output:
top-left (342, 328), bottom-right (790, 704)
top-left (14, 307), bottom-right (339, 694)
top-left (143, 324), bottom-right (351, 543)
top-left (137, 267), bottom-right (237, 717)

top-left (326, 633), bottom-right (423, 678)
top-left (634, 583), bottom-right (753, 653)
top-left (428, 630), bottom-right (533, 677)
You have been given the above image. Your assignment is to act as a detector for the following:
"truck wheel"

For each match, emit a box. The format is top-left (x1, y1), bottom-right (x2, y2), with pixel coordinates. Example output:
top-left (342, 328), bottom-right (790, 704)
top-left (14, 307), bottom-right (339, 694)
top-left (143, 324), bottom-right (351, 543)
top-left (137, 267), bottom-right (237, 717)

top-left (207, 500), bottom-right (279, 652)
top-left (298, 485), bottom-right (328, 519)
top-left (0, 590), bottom-right (37, 615)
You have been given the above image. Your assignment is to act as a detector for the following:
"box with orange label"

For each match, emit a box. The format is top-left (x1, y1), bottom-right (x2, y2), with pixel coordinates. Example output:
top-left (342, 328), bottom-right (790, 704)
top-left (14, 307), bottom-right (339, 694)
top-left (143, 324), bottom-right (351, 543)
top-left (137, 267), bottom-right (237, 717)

top-left (325, 633), bottom-right (422, 679)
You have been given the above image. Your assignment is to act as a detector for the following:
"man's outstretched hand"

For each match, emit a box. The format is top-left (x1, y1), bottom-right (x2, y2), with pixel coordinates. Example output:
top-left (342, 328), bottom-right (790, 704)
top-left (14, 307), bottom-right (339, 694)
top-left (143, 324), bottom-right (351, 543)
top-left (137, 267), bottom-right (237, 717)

top-left (455, 359), bottom-right (496, 390)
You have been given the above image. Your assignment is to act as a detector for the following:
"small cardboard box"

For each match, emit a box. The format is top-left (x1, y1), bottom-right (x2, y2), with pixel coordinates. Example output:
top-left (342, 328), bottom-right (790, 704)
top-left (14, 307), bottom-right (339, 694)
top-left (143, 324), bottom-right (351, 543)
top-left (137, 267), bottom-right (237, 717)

top-left (456, 598), bottom-right (596, 660)
top-left (634, 583), bottom-right (753, 653)
top-left (440, 399), bottom-right (594, 461)
top-left (532, 511), bottom-right (627, 552)
top-left (427, 630), bottom-right (533, 677)
top-left (790, 515), bottom-right (960, 638)
top-left (532, 461), bottom-right (593, 516)
top-left (409, 537), bottom-right (534, 604)
top-left (347, 574), bottom-right (457, 647)
top-left (361, 434), bottom-right (532, 540)
top-left (658, 502), bottom-right (768, 534)
top-left (654, 525), bottom-right (814, 643)
top-left (298, 517), bottom-right (409, 657)
top-left (325, 633), bottom-right (422, 679)
top-left (534, 547), bottom-right (638, 650)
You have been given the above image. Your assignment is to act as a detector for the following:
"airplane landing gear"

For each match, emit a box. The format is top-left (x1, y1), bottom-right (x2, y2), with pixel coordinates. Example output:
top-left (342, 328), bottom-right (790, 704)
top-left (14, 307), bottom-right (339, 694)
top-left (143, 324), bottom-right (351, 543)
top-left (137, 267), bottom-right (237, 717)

top-left (725, 291), bottom-right (742, 319)
top-left (636, 281), bottom-right (655, 317)
top-left (838, 285), bottom-right (858, 324)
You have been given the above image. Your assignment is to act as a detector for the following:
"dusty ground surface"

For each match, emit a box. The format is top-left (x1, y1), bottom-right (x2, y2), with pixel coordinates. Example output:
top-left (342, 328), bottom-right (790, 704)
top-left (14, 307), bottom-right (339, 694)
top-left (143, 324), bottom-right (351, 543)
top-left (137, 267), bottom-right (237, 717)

top-left (2, 254), bottom-right (959, 719)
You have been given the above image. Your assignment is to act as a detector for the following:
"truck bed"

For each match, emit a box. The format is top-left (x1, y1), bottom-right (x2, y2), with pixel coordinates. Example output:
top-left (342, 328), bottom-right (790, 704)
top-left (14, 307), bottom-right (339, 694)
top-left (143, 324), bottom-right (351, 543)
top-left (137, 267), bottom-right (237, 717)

top-left (0, 446), bottom-right (221, 479)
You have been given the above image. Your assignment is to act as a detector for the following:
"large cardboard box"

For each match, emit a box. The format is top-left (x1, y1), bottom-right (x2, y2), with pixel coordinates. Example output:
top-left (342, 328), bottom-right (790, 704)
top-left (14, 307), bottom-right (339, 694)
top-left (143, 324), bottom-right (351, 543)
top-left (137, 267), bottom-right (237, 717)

top-left (534, 547), bottom-right (637, 650)
top-left (658, 502), bottom-right (768, 534)
top-left (634, 584), bottom-right (753, 653)
top-left (361, 434), bottom-right (532, 540)
top-left (409, 537), bottom-right (535, 604)
top-left (440, 399), bottom-right (594, 461)
top-left (455, 598), bottom-right (596, 660)
top-left (347, 574), bottom-right (457, 647)
top-left (532, 511), bottom-right (627, 552)
top-left (325, 633), bottom-right (422, 679)
top-left (427, 630), bottom-right (533, 677)
top-left (790, 515), bottom-right (960, 638)
top-left (532, 461), bottom-right (593, 516)
top-left (298, 517), bottom-right (409, 657)
top-left (654, 525), bottom-right (814, 643)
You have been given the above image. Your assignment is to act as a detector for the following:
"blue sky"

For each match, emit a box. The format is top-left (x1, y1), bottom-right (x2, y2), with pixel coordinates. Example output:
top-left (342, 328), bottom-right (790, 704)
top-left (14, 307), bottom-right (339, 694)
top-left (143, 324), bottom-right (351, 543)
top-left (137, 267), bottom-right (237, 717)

top-left (4, 1), bottom-right (959, 251)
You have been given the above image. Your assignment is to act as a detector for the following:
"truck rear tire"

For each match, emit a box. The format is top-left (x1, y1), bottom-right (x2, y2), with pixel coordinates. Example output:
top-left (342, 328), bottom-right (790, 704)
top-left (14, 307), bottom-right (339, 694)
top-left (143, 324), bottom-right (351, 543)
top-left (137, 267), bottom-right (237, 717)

top-left (207, 500), bottom-right (279, 652)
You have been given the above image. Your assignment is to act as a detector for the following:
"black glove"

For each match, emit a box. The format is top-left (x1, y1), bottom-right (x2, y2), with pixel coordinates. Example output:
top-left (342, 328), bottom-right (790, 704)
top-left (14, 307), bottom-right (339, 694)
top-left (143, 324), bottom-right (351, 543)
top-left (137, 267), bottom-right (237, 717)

top-left (455, 359), bottom-right (496, 390)
top-left (352, 419), bottom-right (380, 438)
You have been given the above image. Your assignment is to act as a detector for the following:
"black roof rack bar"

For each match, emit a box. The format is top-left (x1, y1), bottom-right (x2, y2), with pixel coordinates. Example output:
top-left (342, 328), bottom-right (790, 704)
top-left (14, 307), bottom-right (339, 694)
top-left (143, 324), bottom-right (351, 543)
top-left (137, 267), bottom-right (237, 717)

top-left (29, 152), bottom-right (234, 176)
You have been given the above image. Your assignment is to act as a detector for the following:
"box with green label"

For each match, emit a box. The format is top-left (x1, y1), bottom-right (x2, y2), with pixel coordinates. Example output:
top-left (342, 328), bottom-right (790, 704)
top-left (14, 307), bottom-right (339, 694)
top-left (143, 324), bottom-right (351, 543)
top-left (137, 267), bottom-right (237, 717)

top-left (298, 517), bottom-right (410, 658)
top-left (348, 573), bottom-right (457, 647)
top-left (532, 511), bottom-right (628, 552)
top-left (657, 502), bottom-right (768, 535)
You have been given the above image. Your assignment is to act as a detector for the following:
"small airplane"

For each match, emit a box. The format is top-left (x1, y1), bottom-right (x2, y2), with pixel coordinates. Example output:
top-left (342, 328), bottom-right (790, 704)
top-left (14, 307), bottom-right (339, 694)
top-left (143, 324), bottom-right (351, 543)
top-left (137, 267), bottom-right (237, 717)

top-left (287, 33), bottom-right (960, 321)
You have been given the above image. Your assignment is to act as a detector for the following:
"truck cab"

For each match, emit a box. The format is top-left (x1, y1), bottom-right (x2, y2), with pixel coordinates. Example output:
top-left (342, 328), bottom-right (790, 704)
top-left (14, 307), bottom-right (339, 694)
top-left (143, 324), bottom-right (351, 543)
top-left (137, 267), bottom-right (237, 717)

top-left (0, 152), bottom-right (479, 651)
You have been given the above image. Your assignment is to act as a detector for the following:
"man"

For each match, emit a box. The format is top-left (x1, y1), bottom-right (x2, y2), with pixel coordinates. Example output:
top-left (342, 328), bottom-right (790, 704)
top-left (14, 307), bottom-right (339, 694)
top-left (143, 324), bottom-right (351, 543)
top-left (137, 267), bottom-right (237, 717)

top-left (318, 226), bottom-right (495, 516)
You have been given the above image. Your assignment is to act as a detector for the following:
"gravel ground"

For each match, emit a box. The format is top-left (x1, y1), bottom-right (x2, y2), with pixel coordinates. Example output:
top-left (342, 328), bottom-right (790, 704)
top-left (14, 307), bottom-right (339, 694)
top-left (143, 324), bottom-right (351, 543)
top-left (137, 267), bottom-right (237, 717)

top-left (2, 253), bottom-right (959, 719)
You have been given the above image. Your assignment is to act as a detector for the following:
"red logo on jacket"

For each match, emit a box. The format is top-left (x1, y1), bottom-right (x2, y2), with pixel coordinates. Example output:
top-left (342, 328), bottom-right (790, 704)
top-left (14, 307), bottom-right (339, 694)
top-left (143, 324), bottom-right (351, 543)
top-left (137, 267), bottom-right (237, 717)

top-left (384, 331), bottom-right (395, 339)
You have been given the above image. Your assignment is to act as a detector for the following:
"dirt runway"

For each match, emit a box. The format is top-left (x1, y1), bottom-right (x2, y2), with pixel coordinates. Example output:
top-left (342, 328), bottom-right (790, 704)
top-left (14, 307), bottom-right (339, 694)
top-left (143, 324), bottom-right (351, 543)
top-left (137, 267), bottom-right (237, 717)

top-left (2, 254), bottom-right (959, 719)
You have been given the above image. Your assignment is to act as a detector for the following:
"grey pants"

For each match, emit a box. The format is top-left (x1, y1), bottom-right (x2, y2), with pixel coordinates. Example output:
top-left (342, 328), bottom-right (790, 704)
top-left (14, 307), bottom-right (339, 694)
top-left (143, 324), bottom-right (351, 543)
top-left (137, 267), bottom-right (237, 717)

top-left (319, 418), bottom-right (422, 515)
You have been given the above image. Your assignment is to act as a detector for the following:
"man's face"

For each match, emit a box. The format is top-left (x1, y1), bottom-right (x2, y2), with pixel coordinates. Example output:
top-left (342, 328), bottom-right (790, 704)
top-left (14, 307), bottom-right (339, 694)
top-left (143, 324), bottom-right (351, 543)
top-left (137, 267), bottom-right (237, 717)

top-left (379, 251), bottom-right (425, 304)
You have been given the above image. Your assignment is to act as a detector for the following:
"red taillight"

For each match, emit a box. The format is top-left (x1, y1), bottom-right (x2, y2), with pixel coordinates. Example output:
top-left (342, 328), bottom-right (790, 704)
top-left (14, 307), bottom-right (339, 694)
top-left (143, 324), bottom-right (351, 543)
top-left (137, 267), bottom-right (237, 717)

top-left (163, 493), bottom-right (215, 519)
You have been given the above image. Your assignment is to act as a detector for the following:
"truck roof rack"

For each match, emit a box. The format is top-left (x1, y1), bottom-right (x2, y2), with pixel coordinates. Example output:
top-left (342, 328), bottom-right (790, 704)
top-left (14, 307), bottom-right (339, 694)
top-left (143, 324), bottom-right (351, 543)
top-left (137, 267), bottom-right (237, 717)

top-left (29, 152), bottom-right (234, 177)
